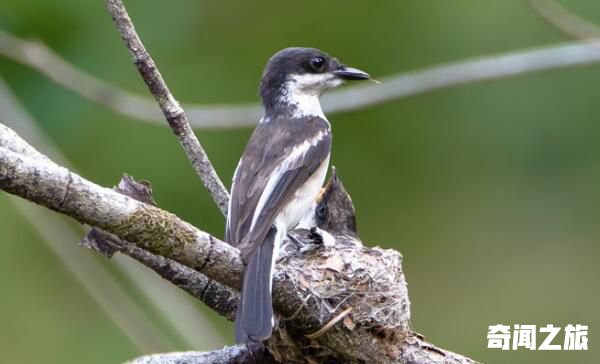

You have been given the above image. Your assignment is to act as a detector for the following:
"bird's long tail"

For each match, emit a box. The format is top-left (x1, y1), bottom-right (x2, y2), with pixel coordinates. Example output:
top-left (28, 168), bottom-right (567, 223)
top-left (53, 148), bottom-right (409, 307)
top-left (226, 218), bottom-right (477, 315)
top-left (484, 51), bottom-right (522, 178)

top-left (235, 226), bottom-right (277, 343)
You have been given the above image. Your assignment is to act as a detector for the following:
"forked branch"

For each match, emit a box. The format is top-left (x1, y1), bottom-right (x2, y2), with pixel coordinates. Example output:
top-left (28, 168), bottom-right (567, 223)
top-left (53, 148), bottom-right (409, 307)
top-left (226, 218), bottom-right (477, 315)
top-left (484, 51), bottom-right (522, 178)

top-left (0, 122), bottom-right (480, 363)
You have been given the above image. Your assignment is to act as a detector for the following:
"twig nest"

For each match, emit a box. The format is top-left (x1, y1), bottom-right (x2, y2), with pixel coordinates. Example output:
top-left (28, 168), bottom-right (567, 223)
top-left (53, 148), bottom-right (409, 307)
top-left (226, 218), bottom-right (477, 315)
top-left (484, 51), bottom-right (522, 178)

top-left (281, 244), bottom-right (410, 331)
top-left (272, 242), bottom-right (411, 363)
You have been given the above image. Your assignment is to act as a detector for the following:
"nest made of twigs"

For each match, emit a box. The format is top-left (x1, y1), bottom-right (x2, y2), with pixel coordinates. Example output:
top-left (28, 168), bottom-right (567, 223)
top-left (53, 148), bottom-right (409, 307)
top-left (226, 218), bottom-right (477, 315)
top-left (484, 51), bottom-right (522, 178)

top-left (270, 239), bottom-right (411, 363)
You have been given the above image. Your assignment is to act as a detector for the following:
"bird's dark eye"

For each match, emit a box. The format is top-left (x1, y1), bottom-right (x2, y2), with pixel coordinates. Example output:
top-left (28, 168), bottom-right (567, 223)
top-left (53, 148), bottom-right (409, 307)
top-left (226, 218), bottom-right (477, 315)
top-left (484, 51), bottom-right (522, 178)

top-left (316, 202), bottom-right (328, 222)
top-left (309, 57), bottom-right (326, 73)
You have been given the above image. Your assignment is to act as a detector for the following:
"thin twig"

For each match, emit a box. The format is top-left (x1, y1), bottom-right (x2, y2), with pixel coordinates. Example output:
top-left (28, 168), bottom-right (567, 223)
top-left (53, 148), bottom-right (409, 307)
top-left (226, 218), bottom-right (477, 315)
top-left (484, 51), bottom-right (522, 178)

top-left (103, 0), bottom-right (230, 215)
top-left (116, 240), bottom-right (239, 321)
top-left (529, 0), bottom-right (600, 40)
top-left (3, 27), bottom-right (600, 129)
top-left (305, 306), bottom-right (352, 339)
top-left (0, 28), bottom-right (262, 129)
top-left (0, 29), bottom-right (165, 120)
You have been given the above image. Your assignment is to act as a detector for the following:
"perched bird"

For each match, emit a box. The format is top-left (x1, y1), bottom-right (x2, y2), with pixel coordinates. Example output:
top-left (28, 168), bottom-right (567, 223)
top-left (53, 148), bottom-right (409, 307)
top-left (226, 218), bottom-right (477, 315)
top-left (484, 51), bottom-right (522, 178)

top-left (226, 47), bottom-right (369, 343)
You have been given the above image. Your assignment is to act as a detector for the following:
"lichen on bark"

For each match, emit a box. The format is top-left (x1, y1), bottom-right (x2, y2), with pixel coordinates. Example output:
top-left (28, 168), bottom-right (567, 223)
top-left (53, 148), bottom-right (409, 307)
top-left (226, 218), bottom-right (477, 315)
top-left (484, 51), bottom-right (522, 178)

top-left (113, 204), bottom-right (198, 258)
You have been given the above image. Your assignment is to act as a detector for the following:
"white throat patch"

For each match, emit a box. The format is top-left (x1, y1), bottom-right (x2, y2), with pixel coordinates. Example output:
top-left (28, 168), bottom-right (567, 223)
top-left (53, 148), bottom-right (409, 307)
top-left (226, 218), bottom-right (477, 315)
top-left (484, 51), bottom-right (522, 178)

top-left (282, 73), bottom-right (342, 119)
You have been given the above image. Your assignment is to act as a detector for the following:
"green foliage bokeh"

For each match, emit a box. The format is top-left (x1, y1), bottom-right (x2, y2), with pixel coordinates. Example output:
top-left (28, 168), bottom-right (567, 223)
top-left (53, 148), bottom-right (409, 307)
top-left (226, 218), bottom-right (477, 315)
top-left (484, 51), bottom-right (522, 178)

top-left (0, 0), bottom-right (598, 363)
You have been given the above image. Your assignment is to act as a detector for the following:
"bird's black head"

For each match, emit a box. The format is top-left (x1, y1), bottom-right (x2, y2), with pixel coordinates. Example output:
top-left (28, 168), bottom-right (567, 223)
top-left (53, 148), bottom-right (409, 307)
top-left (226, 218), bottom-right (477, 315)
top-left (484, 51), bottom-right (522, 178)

top-left (259, 47), bottom-right (370, 113)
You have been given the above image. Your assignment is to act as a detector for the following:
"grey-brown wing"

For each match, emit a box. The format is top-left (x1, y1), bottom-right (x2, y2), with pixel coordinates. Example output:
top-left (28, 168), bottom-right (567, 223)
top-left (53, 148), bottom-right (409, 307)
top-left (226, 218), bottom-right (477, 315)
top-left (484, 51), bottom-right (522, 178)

top-left (226, 121), bottom-right (285, 246)
top-left (226, 117), bottom-right (331, 262)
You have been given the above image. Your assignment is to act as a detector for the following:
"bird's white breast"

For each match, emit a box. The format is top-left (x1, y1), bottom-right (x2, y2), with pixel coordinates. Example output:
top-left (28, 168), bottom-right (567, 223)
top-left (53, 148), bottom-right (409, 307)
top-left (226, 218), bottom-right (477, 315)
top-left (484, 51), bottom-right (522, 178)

top-left (249, 130), bottom-right (329, 233)
top-left (275, 154), bottom-right (330, 230)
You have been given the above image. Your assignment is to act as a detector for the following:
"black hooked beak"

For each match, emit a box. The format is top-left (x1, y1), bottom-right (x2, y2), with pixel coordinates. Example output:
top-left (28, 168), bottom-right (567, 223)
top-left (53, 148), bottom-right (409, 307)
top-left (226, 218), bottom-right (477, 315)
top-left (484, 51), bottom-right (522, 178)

top-left (333, 65), bottom-right (370, 81)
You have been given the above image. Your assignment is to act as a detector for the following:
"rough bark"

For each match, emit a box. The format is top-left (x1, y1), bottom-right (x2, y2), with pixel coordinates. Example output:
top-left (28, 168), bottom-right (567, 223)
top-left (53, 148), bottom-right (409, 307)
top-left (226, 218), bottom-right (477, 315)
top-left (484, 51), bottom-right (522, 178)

top-left (0, 123), bottom-right (481, 364)
top-left (126, 344), bottom-right (275, 364)
top-left (0, 142), bottom-right (243, 288)
top-left (81, 175), bottom-right (239, 321)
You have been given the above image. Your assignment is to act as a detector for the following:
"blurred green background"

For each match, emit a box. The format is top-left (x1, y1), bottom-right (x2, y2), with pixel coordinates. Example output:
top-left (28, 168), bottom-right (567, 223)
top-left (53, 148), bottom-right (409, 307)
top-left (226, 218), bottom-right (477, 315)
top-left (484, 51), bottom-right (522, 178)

top-left (0, 0), bottom-right (598, 363)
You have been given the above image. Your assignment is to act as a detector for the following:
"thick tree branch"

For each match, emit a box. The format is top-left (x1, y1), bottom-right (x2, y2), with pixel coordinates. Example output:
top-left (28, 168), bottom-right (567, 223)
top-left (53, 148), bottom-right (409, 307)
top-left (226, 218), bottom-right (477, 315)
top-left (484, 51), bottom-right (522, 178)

top-left (103, 0), bottom-right (229, 215)
top-left (400, 336), bottom-right (479, 364)
top-left (0, 123), bottom-right (481, 363)
top-left (126, 337), bottom-right (477, 364)
top-left (0, 125), bottom-right (175, 352)
top-left (125, 344), bottom-right (275, 364)
top-left (0, 125), bottom-right (256, 293)
top-left (2, 27), bottom-right (600, 129)
top-left (0, 120), bottom-right (238, 321)
top-left (81, 174), bottom-right (239, 321)
top-left (0, 133), bottom-right (243, 288)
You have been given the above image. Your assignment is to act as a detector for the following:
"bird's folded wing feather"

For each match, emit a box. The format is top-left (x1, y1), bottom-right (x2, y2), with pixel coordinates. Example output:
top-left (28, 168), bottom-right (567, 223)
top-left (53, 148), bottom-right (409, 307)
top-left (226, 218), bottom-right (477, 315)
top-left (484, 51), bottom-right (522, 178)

top-left (226, 116), bottom-right (331, 262)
